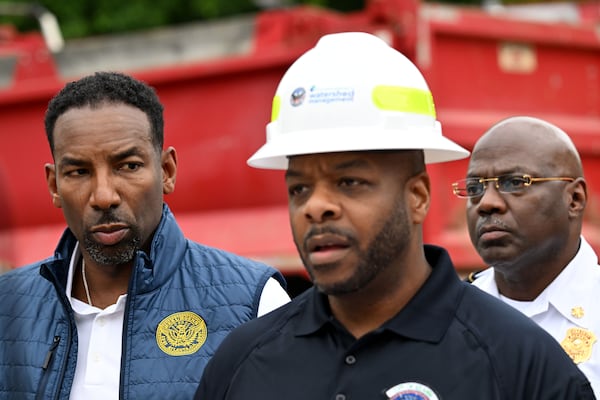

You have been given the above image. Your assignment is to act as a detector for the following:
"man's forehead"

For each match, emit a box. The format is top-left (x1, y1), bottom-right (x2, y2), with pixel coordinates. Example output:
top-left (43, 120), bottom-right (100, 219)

top-left (469, 138), bottom-right (554, 177)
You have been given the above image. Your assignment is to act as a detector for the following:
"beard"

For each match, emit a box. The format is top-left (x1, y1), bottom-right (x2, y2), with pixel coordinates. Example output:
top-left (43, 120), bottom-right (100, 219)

top-left (303, 198), bottom-right (411, 296)
top-left (82, 212), bottom-right (142, 266)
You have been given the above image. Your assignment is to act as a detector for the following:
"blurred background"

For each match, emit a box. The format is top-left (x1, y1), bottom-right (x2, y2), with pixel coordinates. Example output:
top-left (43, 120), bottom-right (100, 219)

top-left (0, 0), bottom-right (550, 40)
top-left (0, 0), bottom-right (598, 296)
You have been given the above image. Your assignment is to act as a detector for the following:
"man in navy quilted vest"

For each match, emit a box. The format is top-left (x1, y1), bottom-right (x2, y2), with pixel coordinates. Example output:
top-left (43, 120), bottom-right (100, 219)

top-left (0, 71), bottom-right (289, 399)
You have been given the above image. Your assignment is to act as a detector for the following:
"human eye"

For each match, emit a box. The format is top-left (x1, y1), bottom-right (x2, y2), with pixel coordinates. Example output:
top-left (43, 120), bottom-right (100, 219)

top-left (498, 175), bottom-right (527, 192)
top-left (63, 167), bottom-right (89, 178)
top-left (287, 183), bottom-right (308, 198)
top-left (118, 162), bottom-right (143, 172)
top-left (464, 179), bottom-right (483, 197)
top-left (339, 177), bottom-right (364, 188)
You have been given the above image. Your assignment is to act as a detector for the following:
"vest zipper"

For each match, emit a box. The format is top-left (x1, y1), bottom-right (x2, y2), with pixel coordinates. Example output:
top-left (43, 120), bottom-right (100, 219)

top-left (38, 261), bottom-right (76, 400)
top-left (35, 336), bottom-right (61, 400)
top-left (119, 256), bottom-right (140, 400)
top-left (42, 336), bottom-right (61, 369)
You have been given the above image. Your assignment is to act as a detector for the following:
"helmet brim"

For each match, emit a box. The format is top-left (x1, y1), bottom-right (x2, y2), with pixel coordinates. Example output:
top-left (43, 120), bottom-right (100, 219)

top-left (247, 127), bottom-right (470, 170)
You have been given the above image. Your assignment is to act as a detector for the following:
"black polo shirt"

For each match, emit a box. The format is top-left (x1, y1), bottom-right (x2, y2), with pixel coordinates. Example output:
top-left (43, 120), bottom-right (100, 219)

top-left (195, 245), bottom-right (594, 400)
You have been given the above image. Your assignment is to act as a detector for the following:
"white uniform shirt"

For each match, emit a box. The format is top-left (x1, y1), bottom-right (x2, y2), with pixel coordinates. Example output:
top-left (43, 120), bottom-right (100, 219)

top-left (473, 236), bottom-right (600, 396)
top-left (65, 244), bottom-right (290, 400)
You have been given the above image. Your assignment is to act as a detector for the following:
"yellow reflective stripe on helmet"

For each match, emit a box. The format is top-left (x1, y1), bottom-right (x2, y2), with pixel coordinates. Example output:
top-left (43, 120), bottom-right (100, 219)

top-left (271, 95), bottom-right (281, 122)
top-left (372, 85), bottom-right (436, 118)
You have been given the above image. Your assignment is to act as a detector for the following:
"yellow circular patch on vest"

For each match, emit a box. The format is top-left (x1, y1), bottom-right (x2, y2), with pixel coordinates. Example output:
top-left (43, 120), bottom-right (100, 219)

top-left (156, 311), bottom-right (207, 356)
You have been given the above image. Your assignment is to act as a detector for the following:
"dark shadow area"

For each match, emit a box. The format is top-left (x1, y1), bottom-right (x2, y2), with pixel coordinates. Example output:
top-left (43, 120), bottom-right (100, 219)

top-left (284, 273), bottom-right (313, 298)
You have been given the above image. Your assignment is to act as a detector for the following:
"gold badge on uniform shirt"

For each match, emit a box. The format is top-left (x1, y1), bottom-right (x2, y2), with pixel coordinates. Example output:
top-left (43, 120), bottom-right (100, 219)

top-left (156, 311), bottom-right (208, 356)
top-left (561, 327), bottom-right (597, 364)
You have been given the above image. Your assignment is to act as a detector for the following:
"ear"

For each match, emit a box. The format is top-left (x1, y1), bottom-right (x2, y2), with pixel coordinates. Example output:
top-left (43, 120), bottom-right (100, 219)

top-left (45, 163), bottom-right (62, 208)
top-left (161, 146), bottom-right (177, 195)
top-left (567, 177), bottom-right (586, 218)
top-left (407, 172), bottom-right (431, 225)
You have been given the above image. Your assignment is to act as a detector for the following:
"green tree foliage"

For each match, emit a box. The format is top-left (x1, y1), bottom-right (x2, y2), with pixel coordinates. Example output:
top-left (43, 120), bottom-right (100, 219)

top-left (0, 0), bottom-right (542, 40)
top-left (0, 0), bottom-right (361, 39)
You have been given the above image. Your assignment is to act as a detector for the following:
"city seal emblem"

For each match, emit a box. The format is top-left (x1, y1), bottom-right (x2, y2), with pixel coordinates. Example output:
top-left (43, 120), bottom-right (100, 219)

top-left (156, 311), bottom-right (207, 356)
top-left (385, 382), bottom-right (440, 400)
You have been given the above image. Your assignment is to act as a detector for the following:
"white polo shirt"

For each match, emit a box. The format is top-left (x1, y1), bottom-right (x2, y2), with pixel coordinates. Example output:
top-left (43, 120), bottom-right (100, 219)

top-left (65, 244), bottom-right (290, 400)
top-left (473, 236), bottom-right (600, 396)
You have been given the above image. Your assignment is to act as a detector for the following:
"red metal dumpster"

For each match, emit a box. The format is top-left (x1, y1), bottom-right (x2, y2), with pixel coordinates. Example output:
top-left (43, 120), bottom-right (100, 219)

top-left (0, 0), bottom-right (599, 292)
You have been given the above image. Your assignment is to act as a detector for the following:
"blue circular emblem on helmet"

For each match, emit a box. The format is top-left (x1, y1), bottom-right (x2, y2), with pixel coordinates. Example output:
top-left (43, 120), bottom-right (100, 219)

top-left (290, 87), bottom-right (306, 106)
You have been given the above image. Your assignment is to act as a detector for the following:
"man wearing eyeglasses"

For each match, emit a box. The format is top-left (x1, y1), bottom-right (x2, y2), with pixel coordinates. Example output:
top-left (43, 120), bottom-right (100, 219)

top-left (453, 115), bottom-right (599, 396)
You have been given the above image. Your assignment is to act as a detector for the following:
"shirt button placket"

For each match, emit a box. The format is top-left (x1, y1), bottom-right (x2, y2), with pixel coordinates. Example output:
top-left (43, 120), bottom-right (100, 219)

top-left (336, 354), bottom-right (356, 399)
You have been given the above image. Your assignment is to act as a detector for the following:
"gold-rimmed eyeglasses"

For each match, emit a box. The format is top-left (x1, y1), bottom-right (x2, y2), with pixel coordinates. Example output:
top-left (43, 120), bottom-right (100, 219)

top-left (452, 174), bottom-right (575, 199)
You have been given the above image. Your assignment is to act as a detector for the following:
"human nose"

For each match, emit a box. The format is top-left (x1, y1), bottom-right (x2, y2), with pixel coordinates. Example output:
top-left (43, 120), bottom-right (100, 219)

top-left (473, 180), bottom-right (506, 215)
top-left (89, 170), bottom-right (121, 210)
top-left (302, 184), bottom-right (341, 223)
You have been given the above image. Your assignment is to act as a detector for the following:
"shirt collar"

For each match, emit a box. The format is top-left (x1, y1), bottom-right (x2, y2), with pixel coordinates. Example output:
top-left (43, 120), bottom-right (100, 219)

top-left (543, 236), bottom-right (599, 326)
top-left (477, 236), bottom-right (600, 326)
top-left (65, 242), bottom-right (81, 303)
top-left (294, 245), bottom-right (463, 343)
top-left (66, 243), bottom-right (100, 315)
top-left (66, 242), bottom-right (127, 314)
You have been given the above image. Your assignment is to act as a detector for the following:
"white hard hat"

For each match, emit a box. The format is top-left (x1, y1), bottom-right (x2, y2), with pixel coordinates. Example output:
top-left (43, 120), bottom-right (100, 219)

top-left (247, 31), bottom-right (469, 170)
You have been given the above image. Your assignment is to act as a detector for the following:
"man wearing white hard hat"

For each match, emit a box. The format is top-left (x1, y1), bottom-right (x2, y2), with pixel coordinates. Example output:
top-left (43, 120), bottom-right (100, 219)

top-left (195, 32), bottom-right (594, 399)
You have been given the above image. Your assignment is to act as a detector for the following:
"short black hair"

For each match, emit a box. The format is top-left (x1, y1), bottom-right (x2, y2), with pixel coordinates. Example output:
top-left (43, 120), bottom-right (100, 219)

top-left (44, 71), bottom-right (164, 154)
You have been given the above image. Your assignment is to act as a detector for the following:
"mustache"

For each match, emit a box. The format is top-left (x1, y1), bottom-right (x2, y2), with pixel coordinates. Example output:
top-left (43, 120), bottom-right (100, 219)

top-left (476, 216), bottom-right (510, 234)
top-left (480, 216), bottom-right (508, 228)
top-left (93, 210), bottom-right (127, 226)
top-left (303, 225), bottom-right (357, 248)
